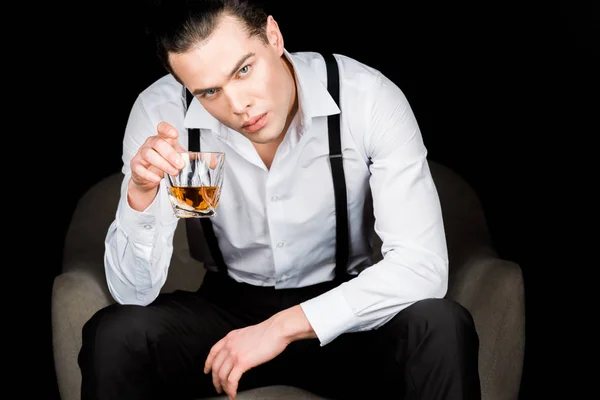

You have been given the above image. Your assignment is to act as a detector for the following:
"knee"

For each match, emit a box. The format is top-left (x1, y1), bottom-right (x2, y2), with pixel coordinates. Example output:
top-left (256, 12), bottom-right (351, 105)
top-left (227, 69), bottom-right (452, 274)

top-left (408, 298), bottom-right (478, 339)
top-left (80, 303), bottom-right (154, 361)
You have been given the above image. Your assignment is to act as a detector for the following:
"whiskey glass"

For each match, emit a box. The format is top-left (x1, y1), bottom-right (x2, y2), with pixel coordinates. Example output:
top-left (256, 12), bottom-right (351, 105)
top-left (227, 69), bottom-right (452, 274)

top-left (165, 151), bottom-right (226, 218)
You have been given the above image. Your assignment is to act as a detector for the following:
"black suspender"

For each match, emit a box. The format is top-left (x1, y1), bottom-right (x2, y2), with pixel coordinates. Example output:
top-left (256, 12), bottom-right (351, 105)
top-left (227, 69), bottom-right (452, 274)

top-left (184, 53), bottom-right (349, 279)
top-left (323, 53), bottom-right (350, 277)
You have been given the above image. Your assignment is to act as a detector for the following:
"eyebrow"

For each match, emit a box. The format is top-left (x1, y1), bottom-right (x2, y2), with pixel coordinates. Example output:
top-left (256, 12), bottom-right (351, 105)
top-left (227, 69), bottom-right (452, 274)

top-left (192, 52), bottom-right (255, 96)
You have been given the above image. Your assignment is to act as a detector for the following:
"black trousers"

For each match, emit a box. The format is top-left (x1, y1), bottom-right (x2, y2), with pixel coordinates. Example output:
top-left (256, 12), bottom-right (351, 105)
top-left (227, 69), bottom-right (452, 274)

top-left (79, 271), bottom-right (481, 400)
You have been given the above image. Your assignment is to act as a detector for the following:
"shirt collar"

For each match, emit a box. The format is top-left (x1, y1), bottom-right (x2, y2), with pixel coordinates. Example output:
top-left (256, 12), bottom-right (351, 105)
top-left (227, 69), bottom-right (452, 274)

top-left (183, 50), bottom-right (340, 132)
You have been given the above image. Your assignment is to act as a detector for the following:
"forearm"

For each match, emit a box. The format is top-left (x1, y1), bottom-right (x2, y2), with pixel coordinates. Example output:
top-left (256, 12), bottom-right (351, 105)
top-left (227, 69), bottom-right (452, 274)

top-left (273, 305), bottom-right (317, 342)
top-left (301, 253), bottom-right (447, 346)
top-left (104, 177), bottom-right (178, 305)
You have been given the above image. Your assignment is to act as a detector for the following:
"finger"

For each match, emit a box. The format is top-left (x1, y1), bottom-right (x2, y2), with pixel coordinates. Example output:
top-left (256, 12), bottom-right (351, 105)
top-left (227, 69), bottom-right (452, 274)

top-left (131, 161), bottom-right (163, 184)
top-left (156, 121), bottom-right (179, 141)
top-left (200, 152), bottom-right (220, 170)
top-left (225, 366), bottom-right (244, 400)
top-left (173, 140), bottom-right (186, 153)
top-left (205, 340), bottom-right (225, 374)
top-left (144, 142), bottom-right (184, 174)
top-left (218, 357), bottom-right (235, 396)
top-left (209, 153), bottom-right (219, 169)
top-left (157, 122), bottom-right (186, 152)
top-left (211, 349), bottom-right (229, 394)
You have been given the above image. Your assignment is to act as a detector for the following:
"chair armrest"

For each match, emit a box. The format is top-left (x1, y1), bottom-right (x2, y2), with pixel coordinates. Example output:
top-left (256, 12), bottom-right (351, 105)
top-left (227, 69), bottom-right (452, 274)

top-left (447, 252), bottom-right (525, 400)
top-left (52, 261), bottom-right (114, 400)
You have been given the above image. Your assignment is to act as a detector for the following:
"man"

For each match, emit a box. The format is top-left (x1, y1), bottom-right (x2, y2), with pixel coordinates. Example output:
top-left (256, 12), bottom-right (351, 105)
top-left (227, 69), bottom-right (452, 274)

top-left (78, 1), bottom-right (481, 399)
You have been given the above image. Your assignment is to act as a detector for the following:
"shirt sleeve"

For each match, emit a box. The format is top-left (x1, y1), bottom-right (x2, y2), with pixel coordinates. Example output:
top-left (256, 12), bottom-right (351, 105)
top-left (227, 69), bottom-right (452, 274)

top-left (104, 95), bottom-right (180, 306)
top-left (300, 71), bottom-right (449, 346)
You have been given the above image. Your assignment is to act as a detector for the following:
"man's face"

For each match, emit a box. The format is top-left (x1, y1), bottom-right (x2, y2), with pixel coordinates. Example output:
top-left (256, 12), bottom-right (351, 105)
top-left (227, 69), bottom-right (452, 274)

top-left (169, 15), bottom-right (296, 145)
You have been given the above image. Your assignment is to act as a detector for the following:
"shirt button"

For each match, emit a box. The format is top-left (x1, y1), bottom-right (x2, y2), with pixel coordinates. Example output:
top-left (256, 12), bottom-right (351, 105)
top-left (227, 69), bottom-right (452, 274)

top-left (276, 241), bottom-right (285, 248)
top-left (271, 195), bottom-right (279, 202)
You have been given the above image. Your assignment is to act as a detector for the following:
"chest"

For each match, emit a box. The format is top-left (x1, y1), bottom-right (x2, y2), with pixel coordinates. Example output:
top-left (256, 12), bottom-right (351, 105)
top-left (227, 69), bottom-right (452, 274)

top-left (195, 117), bottom-right (371, 222)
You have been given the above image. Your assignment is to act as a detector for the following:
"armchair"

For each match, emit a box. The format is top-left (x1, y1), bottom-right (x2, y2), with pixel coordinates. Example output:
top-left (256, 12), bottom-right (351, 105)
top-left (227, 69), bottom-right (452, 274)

top-left (52, 160), bottom-right (525, 400)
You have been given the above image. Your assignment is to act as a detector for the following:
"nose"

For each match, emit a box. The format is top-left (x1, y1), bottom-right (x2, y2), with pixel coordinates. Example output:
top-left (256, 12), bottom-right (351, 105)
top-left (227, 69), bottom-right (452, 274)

top-left (225, 87), bottom-right (251, 115)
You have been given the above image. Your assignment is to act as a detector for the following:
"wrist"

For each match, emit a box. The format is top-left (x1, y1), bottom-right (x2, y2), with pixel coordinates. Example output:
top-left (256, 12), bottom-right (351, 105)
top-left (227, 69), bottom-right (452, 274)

top-left (275, 305), bottom-right (317, 342)
top-left (127, 179), bottom-right (159, 211)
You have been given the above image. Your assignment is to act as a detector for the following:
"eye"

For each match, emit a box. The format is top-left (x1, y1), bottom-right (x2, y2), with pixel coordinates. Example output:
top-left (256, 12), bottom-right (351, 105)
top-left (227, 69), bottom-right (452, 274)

top-left (238, 65), bottom-right (251, 76)
top-left (201, 88), bottom-right (218, 98)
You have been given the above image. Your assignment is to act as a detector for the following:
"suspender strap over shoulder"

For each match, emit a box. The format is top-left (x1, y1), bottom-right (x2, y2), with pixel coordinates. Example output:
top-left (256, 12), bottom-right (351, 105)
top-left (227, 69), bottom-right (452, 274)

top-left (324, 53), bottom-right (350, 277)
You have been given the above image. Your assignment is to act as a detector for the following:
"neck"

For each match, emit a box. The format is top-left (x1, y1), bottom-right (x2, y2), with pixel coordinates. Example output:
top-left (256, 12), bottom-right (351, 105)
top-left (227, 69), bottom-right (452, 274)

top-left (281, 55), bottom-right (299, 136)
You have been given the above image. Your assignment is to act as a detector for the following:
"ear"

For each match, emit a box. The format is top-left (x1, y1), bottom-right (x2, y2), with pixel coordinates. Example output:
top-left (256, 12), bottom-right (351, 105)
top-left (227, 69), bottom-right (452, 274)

top-left (265, 16), bottom-right (284, 55)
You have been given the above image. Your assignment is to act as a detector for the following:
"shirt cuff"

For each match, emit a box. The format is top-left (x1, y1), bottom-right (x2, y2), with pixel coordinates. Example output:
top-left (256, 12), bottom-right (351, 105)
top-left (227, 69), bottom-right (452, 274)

top-left (300, 286), bottom-right (358, 346)
top-left (117, 195), bottom-right (160, 243)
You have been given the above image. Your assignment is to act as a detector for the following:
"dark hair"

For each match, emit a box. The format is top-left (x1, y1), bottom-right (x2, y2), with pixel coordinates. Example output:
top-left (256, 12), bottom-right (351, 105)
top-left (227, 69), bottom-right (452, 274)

top-left (146, 0), bottom-right (269, 76)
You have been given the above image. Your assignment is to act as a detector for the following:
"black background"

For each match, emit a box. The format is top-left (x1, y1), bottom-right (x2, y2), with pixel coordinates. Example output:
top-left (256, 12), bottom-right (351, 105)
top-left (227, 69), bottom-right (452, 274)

top-left (29, 1), bottom-right (596, 398)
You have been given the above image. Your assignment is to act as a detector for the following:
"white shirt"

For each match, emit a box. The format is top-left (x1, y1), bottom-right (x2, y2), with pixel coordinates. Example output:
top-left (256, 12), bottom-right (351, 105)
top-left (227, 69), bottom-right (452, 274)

top-left (105, 50), bottom-right (448, 346)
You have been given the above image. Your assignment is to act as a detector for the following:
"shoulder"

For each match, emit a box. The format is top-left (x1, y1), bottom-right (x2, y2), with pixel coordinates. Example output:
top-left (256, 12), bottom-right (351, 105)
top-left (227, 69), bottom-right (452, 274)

top-left (291, 51), bottom-right (399, 103)
top-left (291, 51), bottom-right (382, 80)
top-left (333, 54), bottom-right (402, 101)
top-left (124, 73), bottom-right (189, 144)
top-left (135, 73), bottom-right (185, 114)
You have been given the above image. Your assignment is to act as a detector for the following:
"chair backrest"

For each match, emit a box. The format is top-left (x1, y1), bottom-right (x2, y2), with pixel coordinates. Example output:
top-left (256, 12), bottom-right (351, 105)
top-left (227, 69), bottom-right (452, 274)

top-left (426, 161), bottom-right (496, 271)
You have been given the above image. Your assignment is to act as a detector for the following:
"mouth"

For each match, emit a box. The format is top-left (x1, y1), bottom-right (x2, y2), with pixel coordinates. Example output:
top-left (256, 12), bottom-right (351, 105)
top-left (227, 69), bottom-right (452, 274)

top-left (241, 112), bottom-right (268, 133)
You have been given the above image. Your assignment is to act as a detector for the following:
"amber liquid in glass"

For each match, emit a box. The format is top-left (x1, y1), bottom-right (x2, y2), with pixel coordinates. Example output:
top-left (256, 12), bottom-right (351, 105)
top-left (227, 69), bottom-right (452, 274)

top-left (168, 186), bottom-right (219, 212)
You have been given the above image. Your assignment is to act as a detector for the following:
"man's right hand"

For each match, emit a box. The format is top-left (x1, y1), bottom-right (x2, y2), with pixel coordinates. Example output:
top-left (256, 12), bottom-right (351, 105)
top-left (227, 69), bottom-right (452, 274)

top-left (128, 121), bottom-right (186, 211)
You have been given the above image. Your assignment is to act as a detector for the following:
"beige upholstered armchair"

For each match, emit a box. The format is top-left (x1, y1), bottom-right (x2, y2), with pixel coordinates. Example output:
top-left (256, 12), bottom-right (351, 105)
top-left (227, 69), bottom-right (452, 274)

top-left (52, 160), bottom-right (525, 400)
